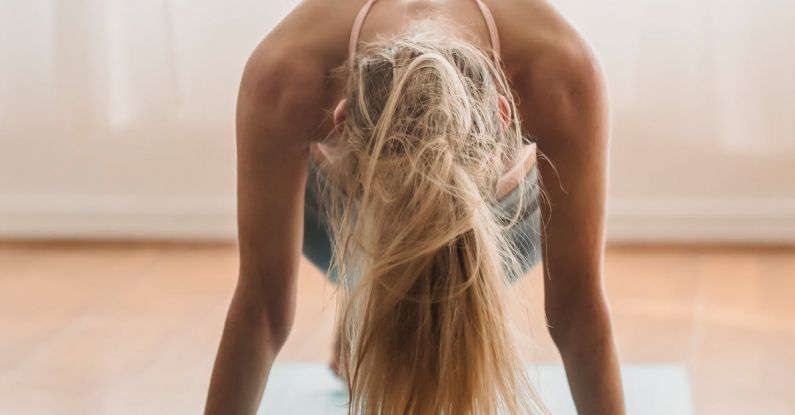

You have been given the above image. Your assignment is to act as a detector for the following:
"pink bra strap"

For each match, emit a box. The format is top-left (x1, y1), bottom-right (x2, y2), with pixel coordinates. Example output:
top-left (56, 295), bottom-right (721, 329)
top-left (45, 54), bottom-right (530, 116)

top-left (348, 0), bottom-right (502, 65)
top-left (348, 0), bottom-right (378, 64)
top-left (474, 0), bottom-right (501, 62)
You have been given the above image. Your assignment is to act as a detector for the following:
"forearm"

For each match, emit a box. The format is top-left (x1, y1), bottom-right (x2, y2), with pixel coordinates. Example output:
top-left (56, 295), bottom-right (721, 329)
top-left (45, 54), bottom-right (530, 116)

top-left (205, 285), bottom-right (287, 415)
top-left (552, 306), bottom-right (625, 415)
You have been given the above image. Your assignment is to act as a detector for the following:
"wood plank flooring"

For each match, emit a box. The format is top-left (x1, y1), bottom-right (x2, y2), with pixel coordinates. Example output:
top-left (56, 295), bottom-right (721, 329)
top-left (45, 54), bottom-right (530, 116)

top-left (0, 242), bottom-right (792, 414)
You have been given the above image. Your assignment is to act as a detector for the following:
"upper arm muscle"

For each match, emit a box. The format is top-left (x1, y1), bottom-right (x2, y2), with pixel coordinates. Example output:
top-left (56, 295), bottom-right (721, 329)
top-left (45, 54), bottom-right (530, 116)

top-left (518, 40), bottom-right (610, 324)
top-left (234, 51), bottom-right (327, 326)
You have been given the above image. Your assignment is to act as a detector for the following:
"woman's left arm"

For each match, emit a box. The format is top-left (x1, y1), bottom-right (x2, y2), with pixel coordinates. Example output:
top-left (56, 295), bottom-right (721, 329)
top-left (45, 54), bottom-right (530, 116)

top-left (517, 40), bottom-right (625, 414)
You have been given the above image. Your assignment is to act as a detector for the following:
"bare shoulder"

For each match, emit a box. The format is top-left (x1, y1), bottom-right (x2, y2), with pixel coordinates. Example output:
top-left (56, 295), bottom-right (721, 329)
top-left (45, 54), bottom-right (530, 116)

top-left (250, 0), bottom-right (363, 65)
top-left (238, 0), bottom-right (365, 142)
top-left (490, 0), bottom-right (607, 142)
top-left (491, 0), bottom-right (601, 78)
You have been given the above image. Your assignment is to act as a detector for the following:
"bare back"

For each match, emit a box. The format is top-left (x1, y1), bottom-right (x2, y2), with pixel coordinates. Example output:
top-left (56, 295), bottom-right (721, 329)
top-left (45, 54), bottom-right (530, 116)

top-left (254, 0), bottom-right (588, 146)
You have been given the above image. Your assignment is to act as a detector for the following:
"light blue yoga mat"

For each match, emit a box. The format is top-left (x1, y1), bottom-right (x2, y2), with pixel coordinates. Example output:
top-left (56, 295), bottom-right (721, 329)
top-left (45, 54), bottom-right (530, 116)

top-left (259, 363), bottom-right (692, 414)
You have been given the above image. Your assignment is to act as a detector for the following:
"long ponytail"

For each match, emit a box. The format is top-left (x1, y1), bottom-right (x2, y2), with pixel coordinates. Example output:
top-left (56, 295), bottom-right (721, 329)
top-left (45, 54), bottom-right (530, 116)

top-left (315, 30), bottom-right (547, 415)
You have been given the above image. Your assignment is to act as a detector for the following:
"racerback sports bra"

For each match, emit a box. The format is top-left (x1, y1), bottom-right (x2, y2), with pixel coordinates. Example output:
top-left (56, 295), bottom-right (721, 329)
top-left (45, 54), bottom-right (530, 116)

top-left (348, 0), bottom-right (502, 65)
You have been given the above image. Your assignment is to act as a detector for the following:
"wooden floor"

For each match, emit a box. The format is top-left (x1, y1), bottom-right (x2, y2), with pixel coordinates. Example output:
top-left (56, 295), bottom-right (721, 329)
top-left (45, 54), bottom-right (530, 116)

top-left (0, 242), bottom-right (793, 414)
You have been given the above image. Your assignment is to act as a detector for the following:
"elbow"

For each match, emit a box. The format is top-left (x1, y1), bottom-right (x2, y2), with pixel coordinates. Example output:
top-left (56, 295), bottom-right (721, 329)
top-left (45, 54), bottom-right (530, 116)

top-left (263, 300), bottom-right (296, 350)
top-left (546, 291), bottom-right (614, 351)
top-left (232, 273), bottom-right (297, 350)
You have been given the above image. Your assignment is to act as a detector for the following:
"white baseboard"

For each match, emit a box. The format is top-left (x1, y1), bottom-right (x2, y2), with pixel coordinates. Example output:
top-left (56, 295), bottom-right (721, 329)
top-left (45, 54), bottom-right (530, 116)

top-left (607, 197), bottom-right (795, 244)
top-left (0, 194), bottom-right (236, 241)
top-left (1, 194), bottom-right (794, 244)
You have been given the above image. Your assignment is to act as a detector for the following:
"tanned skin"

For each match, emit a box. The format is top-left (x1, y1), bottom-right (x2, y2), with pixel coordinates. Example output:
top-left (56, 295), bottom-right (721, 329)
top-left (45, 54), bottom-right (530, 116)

top-left (204, 1), bottom-right (624, 414)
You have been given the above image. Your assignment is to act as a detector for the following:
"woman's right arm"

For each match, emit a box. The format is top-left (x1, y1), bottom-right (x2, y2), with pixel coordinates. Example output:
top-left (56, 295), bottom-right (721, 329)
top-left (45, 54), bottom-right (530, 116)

top-left (203, 38), bottom-right (328, 415)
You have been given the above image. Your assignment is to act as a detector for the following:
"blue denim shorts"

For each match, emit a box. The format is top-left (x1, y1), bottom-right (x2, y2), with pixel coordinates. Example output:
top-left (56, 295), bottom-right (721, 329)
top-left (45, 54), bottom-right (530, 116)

top-left (302, 158), bottom-right (542, 284)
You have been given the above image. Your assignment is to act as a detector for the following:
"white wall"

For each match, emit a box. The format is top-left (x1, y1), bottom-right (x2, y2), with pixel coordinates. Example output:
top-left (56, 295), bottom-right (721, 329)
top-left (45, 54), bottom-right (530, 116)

top-left (1, 0), bottom-right (793, 243)
top-left (0, 0), bottom-right (299, 239)
top-left (554, 0), bottom-right (795, 243)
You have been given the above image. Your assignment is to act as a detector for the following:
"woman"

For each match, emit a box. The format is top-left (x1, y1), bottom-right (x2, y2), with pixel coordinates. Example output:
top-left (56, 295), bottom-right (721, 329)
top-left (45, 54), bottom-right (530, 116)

top-left (206, 0), bottom-right (624, 414)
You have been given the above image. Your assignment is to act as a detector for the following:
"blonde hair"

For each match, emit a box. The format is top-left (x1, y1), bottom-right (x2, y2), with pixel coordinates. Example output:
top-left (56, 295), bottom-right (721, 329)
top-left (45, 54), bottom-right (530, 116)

top-left (315, 29), bottom-right (548, 415)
